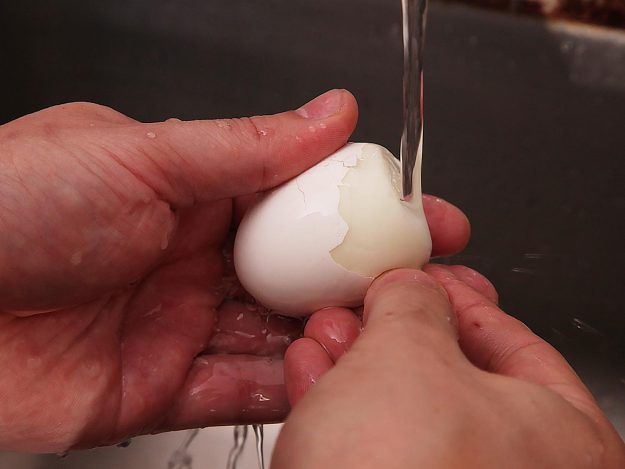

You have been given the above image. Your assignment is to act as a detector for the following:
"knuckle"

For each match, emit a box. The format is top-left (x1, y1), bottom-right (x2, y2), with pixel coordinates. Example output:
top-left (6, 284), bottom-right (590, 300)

top-left (37, 102), bottom-right (133, 125)
top-left (231, 116), bottom-right (265, 147)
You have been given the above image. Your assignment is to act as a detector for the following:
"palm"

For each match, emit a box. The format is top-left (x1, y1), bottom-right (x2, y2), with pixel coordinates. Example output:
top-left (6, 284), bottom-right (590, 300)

top-left (0, 95), bottom-right (469, 453)
top-left (0, 106), bottom-right (301, 452)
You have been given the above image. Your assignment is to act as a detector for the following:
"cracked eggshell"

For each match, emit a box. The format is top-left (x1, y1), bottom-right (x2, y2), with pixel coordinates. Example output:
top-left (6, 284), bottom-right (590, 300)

top-left (234, 142), bottom-right (431, 317)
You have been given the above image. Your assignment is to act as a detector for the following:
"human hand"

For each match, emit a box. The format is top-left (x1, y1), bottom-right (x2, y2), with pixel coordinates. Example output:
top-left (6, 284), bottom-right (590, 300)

top-left (276, 266), bottom-right (625, 468)
top-left (0, 89), bottom-right (358, 452)
top-left (0, 91), bottom-right (470, 453)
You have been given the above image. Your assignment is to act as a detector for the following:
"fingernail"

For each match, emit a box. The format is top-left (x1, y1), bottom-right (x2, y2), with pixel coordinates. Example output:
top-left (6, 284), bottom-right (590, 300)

top-left (373, 268), bottom-right (440, 291)
top-left (295, 89), bottom-right (345, 119)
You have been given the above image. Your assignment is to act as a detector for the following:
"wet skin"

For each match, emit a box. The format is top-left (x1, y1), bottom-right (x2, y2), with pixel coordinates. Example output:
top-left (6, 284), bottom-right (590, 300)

top-left (279, 266), bottom-right (625, 469)
top-left (0, 90), bottom-right (470, 452)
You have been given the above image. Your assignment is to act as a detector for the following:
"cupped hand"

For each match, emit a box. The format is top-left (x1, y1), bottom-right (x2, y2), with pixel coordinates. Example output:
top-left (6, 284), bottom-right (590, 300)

top-left (0, 91), bottom-right (470, 453)
top-left (277, 266), bottom-right (625, 468)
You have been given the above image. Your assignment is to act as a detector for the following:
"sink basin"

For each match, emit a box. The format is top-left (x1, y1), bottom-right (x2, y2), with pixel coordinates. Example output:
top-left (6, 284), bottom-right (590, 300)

top-left (1, 0), bottom-right (624, 465)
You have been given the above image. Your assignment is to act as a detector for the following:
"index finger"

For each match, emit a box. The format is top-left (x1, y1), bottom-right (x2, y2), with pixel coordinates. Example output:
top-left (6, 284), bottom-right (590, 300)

top-left (424, 264), bottom-right (601, 417)
top-left (422, 194), bottom-right (470, 257)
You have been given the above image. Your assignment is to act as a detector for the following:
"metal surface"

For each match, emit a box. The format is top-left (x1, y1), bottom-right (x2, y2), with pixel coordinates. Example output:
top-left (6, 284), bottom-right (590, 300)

top-left (400, 0), bottom-right (427, 200)
top-left (1, 0), bottom-right (624, 438)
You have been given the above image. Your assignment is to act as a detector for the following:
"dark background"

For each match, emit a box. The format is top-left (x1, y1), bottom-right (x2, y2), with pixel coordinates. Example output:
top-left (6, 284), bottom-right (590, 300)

top-left (1, 0), bottom-right (624, 432)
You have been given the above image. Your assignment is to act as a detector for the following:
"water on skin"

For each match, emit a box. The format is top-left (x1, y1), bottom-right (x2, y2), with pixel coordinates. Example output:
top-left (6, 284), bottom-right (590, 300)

top-left (181, 4), bottom-right (426, 469)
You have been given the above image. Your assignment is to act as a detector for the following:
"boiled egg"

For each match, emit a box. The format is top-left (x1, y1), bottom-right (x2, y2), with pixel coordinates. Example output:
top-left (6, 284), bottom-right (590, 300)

top-left (233, 142), bottom-right (431, 317)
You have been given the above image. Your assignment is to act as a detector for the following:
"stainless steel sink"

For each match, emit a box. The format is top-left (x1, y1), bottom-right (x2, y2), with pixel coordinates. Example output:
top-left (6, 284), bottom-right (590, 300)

top-left (1, 1), bottom-right (624, 465)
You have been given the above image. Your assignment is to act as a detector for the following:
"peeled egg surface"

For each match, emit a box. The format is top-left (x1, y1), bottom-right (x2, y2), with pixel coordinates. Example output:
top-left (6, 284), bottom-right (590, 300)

top-left (233, 142), bottom-right (432, 317)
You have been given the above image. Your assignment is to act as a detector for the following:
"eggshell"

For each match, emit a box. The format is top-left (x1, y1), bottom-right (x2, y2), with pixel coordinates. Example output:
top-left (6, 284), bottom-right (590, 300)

top-left (233, 143), bottom-right (431, 317)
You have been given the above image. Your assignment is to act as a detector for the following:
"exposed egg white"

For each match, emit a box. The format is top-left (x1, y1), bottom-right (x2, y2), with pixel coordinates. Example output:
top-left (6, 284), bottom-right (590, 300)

top-left (233, 142), bottom-right (432, 317)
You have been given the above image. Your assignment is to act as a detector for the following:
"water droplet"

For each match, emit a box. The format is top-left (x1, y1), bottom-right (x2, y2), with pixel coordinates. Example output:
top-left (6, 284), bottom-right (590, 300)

top-left (168, 429), bottom-right (199, 469)
top-left (236, 313), bottom-right (244, 321)
top-left (523, 253), bottom-right (544, 259)
top-left (226, 426), bottom-right (248, 469)
top-left (144, 304), bottom-right (162, 317)
top-left (88, 122), bottom-right (95, 127)
top-left (217, 120), bottom-right (232, 129)
top-left (571, 318), bottom-right (602, 336)
top-left (308, 126), bottom-right (317, 133)
top-left (251, 392), bottom-right (270, 402)
top-left (319, 122), bottom-right (327, 129)
top-left (510, 267), bottom-right (535, 275)
top-left (252, 424), bottom-right (266, 469)
top-left (70, 251), bottom-right (82, 266)
top-left (257, 129), bottom-right (268, 136)
top-left (146, 131), bottom-right (156, 139)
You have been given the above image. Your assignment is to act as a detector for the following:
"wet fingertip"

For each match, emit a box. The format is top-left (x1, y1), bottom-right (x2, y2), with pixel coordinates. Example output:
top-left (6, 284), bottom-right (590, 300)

top-left (365, 269), bottom-right (450, 316)
top-left (304, 307), bottom-right (361, 362)
top-left (284, 338), bottom-right (332, 406)
top-left (372, 268), bottom-right (439, 291)
top-left (423, 194), bottom-right (471, 257)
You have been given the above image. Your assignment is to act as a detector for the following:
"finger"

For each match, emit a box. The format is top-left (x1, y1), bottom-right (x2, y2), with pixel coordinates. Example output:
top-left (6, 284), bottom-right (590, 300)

top-left (284, 308), bottom-right (361, 406)
top-left (361, 269), bottom-right (465, 368)
top-left (118, 254), bottom-right (222, 432)
top-left (303, 307), bottom-right (361, 362)
top-left (442, 264), bottom-right (498, 303)
top-left (159, 354), bottom-right (288, 429)
top-left (423, 195), bottom-right (470, 257)
top-left (5, 102), bottom-right (136, 132)
top-left (284, 338), bottom-right (333, 406)
top-left (206, 301), bottom-right (304, 356)
top-left (424, 264), bottom-right (600, 415)
top-left (105, 89), bottom-right (358, 205)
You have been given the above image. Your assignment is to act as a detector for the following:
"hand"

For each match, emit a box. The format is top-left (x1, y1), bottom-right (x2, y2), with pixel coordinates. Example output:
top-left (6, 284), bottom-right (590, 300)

top-left (276, 266), bottom-right (625, 469)
top-left (0, 91), bottom-right (470, 453)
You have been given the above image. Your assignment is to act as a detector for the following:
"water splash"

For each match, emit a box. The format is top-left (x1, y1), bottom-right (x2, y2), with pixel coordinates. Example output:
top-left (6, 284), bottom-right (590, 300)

top-left (399, 0), bottom-right (427, 200)
top-left (226, 425), bottom-right (249, 469)
top-left (523, 252), bottom-right (545, 259)
top-left (167, 428), bottom-right (200, 469)
top-left (571, 318), bottom-right (603, 336)
top-left (510, 267), bottom-right (535, 275)
top-left (252, 425), bottom-right (265, 469)
top-left (224, 425), bottom-right (265, 469)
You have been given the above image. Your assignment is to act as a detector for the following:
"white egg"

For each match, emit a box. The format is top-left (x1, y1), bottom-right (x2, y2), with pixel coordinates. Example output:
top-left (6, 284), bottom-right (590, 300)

top-left (233, 142), bottom-right (432, 317)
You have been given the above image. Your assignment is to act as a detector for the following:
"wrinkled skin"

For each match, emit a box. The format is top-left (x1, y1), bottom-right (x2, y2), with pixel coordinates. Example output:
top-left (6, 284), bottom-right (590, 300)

top-left (0, 91), bottom-right (471, 453)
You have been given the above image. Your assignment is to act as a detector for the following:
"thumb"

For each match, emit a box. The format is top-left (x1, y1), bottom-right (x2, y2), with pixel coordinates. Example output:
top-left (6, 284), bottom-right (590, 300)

top-left (108, 89), bottom-right (358, 205)
top-left (362, 269), bottom-right (464, 365)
